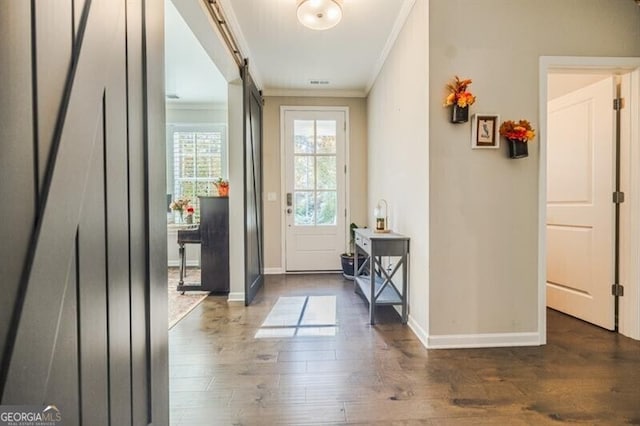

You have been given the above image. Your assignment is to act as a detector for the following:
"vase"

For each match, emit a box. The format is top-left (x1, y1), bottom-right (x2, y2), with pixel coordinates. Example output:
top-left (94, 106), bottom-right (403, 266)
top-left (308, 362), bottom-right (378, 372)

top-left (451, 105), bottom-right (469, 123)
top-left (175, 210), bottom-right (184, 223)
top-left (507, 138), bottom-right (528, 159)
top-left (217, 185), bottom-right (229, 197)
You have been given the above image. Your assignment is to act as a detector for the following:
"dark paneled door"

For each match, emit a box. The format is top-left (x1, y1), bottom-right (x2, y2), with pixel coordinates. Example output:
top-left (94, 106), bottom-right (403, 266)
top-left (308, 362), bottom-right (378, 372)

top-left (243, 63), bottom-right (264, 306)
top-left (0, 1), bottom-right (168, 425)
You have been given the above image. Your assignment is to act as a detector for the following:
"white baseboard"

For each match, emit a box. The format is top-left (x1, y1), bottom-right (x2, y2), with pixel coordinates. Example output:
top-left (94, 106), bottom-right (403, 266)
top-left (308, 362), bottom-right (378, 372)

top-left (227, 292), bottom-right (245, 302)
top-left (407, 315), bottom-right (429, 349)
top-left (400, 317), bottom-right (540, 350)
top-left (264, 267), bottom-right (284, 275)
top-left (426, 332), bottom-right (541, 349)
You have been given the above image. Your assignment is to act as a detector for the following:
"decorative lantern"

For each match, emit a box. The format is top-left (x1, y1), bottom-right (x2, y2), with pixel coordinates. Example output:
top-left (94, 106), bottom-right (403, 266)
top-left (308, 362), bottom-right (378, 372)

top-left (374, 199), bottom-right (389, 233)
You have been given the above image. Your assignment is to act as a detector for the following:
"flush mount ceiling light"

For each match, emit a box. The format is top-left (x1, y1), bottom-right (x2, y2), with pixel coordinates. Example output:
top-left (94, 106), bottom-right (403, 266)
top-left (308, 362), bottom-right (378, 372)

top-left (297, 0), bottom-right (343, 31)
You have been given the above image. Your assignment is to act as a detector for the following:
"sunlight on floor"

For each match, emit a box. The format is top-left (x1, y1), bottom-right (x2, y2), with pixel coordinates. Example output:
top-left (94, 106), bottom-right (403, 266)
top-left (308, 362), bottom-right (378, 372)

top-left (255, 295), bottom-right (337, 338)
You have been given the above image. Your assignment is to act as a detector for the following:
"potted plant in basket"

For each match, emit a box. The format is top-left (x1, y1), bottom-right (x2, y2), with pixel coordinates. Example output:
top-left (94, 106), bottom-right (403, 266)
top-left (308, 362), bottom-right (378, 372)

top-left (499, 119), bottom-right (535, 159)
top-left (340, 223), bottom-right (367, 280)
top-left (443, 76), bottom-right (476, 123)
top-left (214, 177), bottom-right (229, 197)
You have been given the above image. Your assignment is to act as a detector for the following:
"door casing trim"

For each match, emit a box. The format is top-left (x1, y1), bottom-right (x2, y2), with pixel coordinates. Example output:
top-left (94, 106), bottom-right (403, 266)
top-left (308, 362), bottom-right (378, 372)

top-left (279, 106), bottom-right (350, 272)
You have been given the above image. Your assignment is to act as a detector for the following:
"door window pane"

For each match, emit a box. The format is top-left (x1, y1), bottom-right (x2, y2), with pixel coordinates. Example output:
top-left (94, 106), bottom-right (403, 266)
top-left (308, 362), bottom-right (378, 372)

top-left (316, 156), bottom-right (336, 190)
top-left (294, 191), bottom-right (315, 225)
top-left (316, 120), bottom-right (337, 154)
top-left (316, 191), bottom-right (337, 225)
top-left (290, 117), bottom-right (339, 227)
top-left (294, 120), bottom-right (314, 154)
top-left (294, 156), bottom-right (315, 190)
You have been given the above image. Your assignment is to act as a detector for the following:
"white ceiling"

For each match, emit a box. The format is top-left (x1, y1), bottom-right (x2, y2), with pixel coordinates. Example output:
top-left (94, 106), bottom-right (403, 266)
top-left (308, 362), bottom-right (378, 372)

top-left (221, 0), bottom-right (414, 96)
top-left (165, 0), bottom-right (228, 105)
top-left (165, 0), bottom-right (414, 101)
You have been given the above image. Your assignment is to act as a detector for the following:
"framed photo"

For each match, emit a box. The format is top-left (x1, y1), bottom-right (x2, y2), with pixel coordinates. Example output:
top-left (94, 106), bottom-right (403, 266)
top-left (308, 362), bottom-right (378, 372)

top-left (471, 114), bottom-right (500, 149)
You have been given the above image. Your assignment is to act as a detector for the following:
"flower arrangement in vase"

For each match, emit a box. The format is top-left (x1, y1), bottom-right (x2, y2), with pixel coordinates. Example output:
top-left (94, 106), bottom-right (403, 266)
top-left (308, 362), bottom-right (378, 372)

top-left (185, 205), bottom-right (195, 224)
top-left (443, 76), bottom-right (476, 123)
top-left (214, 177), bottom-right (229, 197)
top-left (499, 119), bottom-right (536, 159)
top-left (169, 197), bottom-right (191, 223)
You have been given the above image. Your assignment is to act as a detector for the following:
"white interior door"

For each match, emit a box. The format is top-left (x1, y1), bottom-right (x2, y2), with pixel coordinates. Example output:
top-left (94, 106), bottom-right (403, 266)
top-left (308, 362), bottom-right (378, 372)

top-left (547, 76), bottom-right (616, 330)
top-left (284, 109), bottom-right (346, 271)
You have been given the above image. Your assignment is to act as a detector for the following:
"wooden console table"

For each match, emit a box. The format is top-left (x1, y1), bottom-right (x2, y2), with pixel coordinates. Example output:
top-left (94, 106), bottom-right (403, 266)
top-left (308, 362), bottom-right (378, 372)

top-left (354, 228), bottom-right (410, 325)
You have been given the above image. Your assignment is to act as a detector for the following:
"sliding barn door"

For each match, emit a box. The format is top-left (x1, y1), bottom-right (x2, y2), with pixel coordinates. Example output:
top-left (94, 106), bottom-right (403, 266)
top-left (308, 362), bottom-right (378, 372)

top-left (243, 64), bottom-right (264, 305)
top-left (0, 1), bottom-right (168, 425)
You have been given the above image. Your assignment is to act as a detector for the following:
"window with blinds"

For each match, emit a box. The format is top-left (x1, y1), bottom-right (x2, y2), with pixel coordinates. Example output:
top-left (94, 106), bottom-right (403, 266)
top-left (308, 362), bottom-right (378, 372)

top-left (170, 124), bottom-right (227, 218)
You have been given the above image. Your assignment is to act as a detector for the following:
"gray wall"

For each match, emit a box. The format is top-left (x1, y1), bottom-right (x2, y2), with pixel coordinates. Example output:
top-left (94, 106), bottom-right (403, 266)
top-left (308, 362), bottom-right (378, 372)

top-left (367, 0), bottom-right (430, 337)
top-left (0, 1), bottom-right (168, 423)
top-left (429, 0), bottom-right (640, 335)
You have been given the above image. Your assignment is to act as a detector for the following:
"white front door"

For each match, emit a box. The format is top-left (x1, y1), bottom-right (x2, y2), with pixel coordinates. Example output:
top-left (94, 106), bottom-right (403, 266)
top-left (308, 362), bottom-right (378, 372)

top-left (284, 109), bottom-right (346, 271)
top-left (546, 76), bottom-right (616, 330)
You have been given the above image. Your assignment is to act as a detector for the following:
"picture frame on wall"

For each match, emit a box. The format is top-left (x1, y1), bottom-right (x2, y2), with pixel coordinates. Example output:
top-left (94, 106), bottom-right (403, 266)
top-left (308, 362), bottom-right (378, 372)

top-left (471, 114), bottom-right (500, 149)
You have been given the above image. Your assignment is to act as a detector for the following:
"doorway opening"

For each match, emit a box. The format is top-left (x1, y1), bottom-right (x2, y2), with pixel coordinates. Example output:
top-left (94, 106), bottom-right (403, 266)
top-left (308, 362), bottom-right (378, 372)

top-left (164, 0), bottom-right (230, 328)
top-left (546, 73), bottom-right (617, 330)
top-left (539, 56), bottom-right (640, 343)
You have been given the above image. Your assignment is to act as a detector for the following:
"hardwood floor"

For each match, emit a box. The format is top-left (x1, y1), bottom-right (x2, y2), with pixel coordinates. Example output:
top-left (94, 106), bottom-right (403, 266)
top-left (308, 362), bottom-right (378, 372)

top-left (169, 274), bottom-right (640, 425)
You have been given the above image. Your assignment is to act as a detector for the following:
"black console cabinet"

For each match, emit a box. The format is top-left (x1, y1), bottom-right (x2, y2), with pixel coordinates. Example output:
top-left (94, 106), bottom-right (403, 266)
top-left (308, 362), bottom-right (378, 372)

top-left (199, 196), bottom-right (229, 293)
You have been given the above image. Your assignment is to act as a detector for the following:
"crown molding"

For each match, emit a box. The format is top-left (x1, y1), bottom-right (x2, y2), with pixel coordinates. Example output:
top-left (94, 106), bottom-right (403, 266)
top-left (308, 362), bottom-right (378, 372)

top-left (365, 0), bottom-right (417, 94)
top-left (262, 88), bottom-right (367, 98)
top-left (166, 100), bottom-right (228, 110)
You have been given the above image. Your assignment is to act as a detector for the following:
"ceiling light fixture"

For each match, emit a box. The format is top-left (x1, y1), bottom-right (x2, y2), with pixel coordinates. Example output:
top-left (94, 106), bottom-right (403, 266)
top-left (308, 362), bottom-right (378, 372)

top-left (297, 0), bottom-right (343, 31)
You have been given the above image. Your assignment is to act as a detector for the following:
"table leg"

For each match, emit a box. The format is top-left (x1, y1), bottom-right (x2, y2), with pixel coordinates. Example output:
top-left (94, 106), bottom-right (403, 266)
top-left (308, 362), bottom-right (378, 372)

top-left (402, 254), bottom-right (408, 324)
top-left (178, 243), bottom-right (186, 289)
top-left (369, 258), bottom-right (375, 325)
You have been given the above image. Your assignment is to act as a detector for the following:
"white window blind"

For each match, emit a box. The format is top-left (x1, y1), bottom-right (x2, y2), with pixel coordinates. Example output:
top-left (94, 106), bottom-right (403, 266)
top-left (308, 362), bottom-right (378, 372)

top-left (170, 124), bottom-right (227, 217)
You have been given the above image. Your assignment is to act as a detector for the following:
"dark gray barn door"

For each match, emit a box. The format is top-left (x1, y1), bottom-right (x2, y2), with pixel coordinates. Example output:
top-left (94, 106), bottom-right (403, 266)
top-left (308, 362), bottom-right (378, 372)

top-left (0, 0), bottom-right (168, 425)
top-left (243, 63), bottom-right (264, 305)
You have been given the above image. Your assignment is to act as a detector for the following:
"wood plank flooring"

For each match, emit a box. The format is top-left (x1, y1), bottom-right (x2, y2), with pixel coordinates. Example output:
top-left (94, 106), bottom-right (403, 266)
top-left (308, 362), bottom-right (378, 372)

top-left (169, 273), bottom-right (640, 425)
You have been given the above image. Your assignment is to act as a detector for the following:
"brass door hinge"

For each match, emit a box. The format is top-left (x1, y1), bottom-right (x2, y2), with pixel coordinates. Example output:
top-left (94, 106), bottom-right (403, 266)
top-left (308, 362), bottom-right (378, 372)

top-left (612, 283), bottom-right (625, 297)
top-left (613, 98), bottom-right (624, 110)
